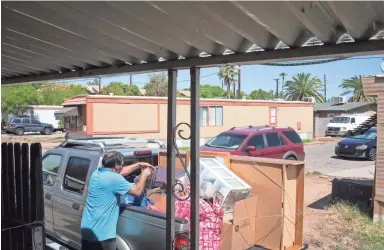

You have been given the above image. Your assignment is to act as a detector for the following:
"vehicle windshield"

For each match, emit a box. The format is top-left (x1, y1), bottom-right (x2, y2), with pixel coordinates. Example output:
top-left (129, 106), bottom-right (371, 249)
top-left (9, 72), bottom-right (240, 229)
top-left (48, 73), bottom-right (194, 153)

top-left (352, 131), bottom-right (377, 140)
top-left (205, 133), bottom-right (248, 149)
top-left (330, 117), bottom-right (350, 123)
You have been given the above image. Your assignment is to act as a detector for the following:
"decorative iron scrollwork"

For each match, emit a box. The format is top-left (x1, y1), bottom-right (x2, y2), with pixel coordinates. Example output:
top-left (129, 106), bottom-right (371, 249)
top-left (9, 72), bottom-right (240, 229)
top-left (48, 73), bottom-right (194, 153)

top-left (172, 122), bottom-right (192, 201)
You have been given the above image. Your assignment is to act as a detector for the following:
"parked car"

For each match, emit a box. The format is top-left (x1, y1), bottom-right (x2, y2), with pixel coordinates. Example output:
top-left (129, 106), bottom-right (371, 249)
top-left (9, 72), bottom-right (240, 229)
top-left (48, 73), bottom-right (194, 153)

top-left (325, 115), bottom-right (370, 137)
top-left (335, 127), bottom-right (377, 161)
top-left (200, 126), bottom-right (305, 161)
top-left (43, 137), bottom-right (188, 250)
top-left (5, 116), bottom-right (55, 135)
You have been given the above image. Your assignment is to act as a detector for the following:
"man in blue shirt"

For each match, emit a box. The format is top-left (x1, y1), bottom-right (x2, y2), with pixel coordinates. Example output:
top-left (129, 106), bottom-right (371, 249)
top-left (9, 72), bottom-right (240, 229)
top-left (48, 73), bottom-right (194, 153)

top-left (81, 151), bottom-right (154, 250)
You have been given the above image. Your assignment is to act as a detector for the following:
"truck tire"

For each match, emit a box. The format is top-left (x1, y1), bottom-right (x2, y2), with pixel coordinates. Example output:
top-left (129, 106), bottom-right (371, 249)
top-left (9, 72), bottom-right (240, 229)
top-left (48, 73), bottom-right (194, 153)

top-left (43, 127), bottom-right (52, 135)
top-left (116, 236), bottom-right (131, 250)
top-left (15, 127), bottom-right (24, 136)
top-left (286, 156), bottom-right (297, 160)
top-left (345, 131), bottom-right (352, 138)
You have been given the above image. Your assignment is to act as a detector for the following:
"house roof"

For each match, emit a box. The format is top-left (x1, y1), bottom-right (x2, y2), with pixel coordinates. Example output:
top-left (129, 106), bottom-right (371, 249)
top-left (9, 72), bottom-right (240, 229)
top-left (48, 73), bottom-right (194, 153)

top-left (314, 102), bottom-right (375, 112)
top-left (62, 94), bottom-right (314, 107)
top-left (178, 90), bottom-right (191, 98)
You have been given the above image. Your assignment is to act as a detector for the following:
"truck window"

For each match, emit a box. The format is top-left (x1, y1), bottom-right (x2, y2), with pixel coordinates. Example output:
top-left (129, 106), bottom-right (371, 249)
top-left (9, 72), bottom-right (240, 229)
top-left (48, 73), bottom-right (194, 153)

top-left (22, 119), bottom-right (31, 124)
top-left (42, 154), bottom-right (63, 186)
top-left (265, 133), bottom-right (285, 147)
top-left (31, 119), bottom-right (40, 124)
top-left (282, 131), bottom-right (303, 144)
top-left (351, 118), bottom-right (356, 123)
top-left (246, 135), bottom-right (265, 149)
top-left (12, 119), bottom-right (21, 124)
top-left (63, 157), bottom-right (91, 194)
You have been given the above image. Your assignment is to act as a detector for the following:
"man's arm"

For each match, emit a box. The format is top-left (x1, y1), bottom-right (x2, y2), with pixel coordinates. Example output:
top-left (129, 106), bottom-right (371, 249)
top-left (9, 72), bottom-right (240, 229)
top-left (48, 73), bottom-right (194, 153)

top-left (120, 162), bottom-right (154, 176)
top-left (119, 163), bottom-right (139, 176)
top-left (128, 168), bottom-right (152, 196)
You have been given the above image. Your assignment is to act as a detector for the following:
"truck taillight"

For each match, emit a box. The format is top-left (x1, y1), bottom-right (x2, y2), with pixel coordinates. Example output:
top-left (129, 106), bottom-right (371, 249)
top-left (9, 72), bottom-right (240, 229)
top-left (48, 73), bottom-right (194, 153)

top-left (174, 234), bottom-right (189, 250)
top-left (133, 150), bottom-right (152, 156)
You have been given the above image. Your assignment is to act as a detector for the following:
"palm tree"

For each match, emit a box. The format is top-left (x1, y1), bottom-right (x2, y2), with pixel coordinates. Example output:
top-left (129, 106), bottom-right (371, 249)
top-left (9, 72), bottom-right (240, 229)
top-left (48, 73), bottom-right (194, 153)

top-left (284, 73), bottom-right (324, 102)
top-left (280, 72), bottom-right (287, 96)
top-left (217, 65), bottom-right (238, 99)
top-left (339, 75), bottom-right (373, 102)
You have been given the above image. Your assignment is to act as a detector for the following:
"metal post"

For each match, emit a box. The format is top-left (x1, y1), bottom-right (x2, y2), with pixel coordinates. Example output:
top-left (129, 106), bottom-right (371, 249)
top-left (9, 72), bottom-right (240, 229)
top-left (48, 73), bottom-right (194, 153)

top-left (166, 69), bottom-right (177, 250)
top-left (190, 67), bottom-right (200, 250)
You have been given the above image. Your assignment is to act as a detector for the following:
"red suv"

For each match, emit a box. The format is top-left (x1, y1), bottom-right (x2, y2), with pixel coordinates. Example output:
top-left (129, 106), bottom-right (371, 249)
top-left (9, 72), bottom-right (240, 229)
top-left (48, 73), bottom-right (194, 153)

top-left (200, 126), bottom-right (305, 161)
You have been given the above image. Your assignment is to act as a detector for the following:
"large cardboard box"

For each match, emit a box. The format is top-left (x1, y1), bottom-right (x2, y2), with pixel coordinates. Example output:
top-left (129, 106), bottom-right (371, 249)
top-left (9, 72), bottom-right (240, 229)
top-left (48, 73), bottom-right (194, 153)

top-left (220, 196), bottom-right (258, 250)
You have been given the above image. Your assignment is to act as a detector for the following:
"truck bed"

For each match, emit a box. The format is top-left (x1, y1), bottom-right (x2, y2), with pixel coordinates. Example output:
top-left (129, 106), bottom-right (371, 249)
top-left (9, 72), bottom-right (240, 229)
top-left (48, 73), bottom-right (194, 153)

top-left (118, 206), bottom-right (189, 250)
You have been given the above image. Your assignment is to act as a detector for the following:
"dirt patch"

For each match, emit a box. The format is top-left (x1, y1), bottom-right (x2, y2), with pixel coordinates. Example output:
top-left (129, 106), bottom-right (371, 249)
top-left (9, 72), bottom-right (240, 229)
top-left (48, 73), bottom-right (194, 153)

top-left (303, 176), bottom-right (383, 250)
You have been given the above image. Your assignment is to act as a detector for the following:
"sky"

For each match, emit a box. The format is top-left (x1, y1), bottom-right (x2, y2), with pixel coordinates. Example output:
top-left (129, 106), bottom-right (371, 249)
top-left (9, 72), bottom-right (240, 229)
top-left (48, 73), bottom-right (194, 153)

top-left (67, 55), bottom-right (384, 98)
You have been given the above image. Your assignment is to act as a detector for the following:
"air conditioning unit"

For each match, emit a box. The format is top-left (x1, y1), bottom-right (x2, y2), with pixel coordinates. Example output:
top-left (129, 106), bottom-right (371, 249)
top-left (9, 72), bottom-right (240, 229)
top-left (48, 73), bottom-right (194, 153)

top-left (331, 96), bottom-right (346, 105)
top-left (303, 97), bottom-right (315, 103)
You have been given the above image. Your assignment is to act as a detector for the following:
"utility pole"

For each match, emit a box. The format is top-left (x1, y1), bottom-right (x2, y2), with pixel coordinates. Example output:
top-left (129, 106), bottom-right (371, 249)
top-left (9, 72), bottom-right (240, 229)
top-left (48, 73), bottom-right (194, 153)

top-left (98, 77), bottom-right (101, 94)
top-left (237, 66), bottom-right (241, 99)
top-left (324, 74), bottom-right (327, 102)
top-left (129, 74), bottom-right (133, 96)
top-left (274, 78), bottom-right (279, 98)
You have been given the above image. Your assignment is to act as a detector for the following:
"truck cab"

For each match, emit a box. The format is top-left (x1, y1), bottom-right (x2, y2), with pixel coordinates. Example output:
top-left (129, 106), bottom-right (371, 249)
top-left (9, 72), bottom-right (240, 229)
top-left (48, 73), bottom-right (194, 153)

top-left (325, 115), bottom-right (370, 137)
top-left (43, 137), bottom-right (189, 250)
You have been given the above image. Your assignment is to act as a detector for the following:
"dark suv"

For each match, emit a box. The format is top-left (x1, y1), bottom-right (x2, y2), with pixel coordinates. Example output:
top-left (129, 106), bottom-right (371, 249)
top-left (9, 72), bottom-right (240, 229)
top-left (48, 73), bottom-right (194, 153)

top-left (200, 126), bottom-right (305, 160)
top-left (6, 116), bottom-right (54, 136)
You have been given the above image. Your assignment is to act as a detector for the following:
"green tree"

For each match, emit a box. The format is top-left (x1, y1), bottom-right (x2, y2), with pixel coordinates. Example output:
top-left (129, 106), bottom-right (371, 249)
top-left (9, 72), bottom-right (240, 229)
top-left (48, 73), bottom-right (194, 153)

top-left (37, 84), bottom-right (88, 105)
top-left (247, 89), bottom-right (275, 100)
top-left (217, 65), bottom-right (238, 99)
top-left (182, 85), bottom-right (227, 98)
top-left (339, 75), bottom-right (374, 102)
top-left (121, 83), bottom-right (141, 96)
top-left (144, 73), bottom-right (168, 96)
top-left (284, 73), bottom-right (324, 102)
top-left (1, 85), bottom-right (39, 115)
top-left (199, 85), bottom-right (226, 98)
top-left (101, 82), bottom-right (125, 96)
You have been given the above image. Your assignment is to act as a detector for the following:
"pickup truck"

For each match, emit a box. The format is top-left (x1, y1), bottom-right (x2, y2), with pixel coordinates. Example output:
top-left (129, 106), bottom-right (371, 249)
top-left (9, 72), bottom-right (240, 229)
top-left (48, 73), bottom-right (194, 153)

top-left (43, 138), bottom-right (189, 250)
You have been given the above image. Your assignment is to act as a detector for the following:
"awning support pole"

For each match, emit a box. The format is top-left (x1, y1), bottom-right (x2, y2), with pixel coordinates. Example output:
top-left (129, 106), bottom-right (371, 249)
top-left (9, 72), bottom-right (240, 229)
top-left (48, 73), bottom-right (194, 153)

top-left (190, 67), bottom-right (200, 250)
top-left (166, 69), bottom-right (177, 250)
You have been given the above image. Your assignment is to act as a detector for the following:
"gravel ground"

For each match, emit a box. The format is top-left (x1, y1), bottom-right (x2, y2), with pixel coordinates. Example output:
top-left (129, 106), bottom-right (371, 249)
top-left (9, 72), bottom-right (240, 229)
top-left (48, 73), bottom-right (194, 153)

top-left (304, 142), bottom-right (374, 175)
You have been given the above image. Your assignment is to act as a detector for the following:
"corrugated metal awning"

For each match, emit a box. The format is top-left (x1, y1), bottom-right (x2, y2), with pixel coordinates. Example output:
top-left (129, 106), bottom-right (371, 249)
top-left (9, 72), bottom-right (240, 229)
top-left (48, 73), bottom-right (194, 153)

top-left (1, 1), bottom-right (384, 84)
top-left (54, 107), bottom-right (78, 118)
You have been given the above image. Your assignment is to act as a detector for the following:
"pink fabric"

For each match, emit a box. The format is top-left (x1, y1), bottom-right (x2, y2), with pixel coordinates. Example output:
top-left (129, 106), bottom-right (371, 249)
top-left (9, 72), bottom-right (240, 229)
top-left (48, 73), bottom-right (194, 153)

top-left (175, 198), bottom-right (224, 250)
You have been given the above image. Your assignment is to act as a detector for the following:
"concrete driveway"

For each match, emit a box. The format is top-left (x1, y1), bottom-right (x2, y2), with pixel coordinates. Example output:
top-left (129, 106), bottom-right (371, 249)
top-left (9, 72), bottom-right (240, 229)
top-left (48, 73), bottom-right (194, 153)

top-left (305, 142), bottom-right (375, 178)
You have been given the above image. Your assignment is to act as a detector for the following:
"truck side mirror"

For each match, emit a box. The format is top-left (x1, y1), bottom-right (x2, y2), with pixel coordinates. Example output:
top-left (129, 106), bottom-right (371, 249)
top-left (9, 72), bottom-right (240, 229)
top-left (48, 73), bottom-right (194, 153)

top-left (246, 146), bottom-right (256, 152)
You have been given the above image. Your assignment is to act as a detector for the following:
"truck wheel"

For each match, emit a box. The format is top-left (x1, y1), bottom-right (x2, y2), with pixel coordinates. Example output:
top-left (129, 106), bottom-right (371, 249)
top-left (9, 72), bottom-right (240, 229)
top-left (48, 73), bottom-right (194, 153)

top-left (286, 156), bottom-right (297, 160)
top-left (43, 127), bottom-right (52, 135)
top-left (345, 131), bottom-right (352, 137)
top-left (368, 148), bottom-right (376, 161)
top-left (15, 127), bottom-right (24, 136)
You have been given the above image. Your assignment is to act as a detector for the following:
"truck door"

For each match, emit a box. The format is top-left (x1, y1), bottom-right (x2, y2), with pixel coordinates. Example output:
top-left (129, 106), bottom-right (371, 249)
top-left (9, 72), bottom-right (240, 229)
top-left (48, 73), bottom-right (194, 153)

top-left (263, 132), bottom-right (288, 159)
top-left (52, 152), bottom-right (96, 249)
top-left (22, 118), bottom-right (33, 132)
top-left (42, 151), bottom-right (66, 236)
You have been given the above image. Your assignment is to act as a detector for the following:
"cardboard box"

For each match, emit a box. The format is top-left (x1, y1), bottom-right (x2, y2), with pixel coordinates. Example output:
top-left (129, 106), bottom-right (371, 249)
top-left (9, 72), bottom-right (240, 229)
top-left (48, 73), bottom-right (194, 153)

top-left (220, 196), bottom-right (258, 250)
top-left (148, 192), bottom-right (167, 212)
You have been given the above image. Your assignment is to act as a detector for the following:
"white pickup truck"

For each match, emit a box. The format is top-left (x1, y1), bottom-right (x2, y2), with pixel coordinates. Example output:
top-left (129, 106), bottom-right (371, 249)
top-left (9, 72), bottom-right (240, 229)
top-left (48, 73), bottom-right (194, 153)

top-left (325, 115), bottom-right (370, 137)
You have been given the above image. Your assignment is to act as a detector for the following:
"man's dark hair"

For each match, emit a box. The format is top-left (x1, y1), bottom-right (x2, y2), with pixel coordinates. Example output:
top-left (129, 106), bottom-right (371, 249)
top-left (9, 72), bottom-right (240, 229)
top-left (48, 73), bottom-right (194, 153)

top-left (102, 151), bottom-right (124, 168)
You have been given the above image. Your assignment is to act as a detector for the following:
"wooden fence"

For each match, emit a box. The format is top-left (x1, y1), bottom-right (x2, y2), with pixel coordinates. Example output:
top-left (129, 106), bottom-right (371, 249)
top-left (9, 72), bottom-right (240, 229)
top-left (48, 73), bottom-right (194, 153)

top-left (1, 142), bottom-right (45, 250)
